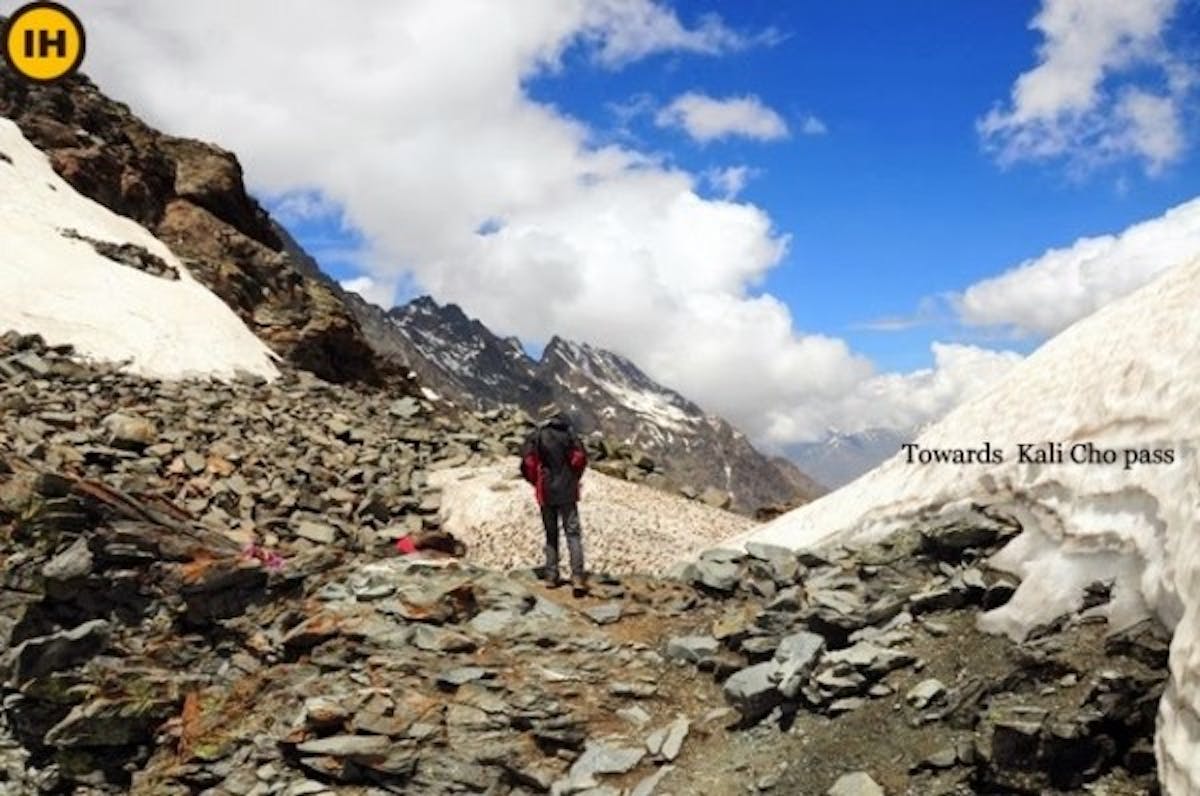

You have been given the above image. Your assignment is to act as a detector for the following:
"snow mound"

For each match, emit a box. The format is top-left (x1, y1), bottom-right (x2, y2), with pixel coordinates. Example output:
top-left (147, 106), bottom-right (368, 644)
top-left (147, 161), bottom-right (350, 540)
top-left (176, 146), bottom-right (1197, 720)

top-left (726, 256), bottom-right (1200, 794)
top-left (431, 463), bottom-right (755, 575)
top-left (0, 118), bottom-right (279, 381)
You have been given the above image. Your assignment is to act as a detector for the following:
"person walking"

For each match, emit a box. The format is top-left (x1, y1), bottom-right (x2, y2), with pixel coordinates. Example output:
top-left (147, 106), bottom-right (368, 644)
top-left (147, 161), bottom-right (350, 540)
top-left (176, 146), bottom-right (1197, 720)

top-left (520, 410), bottom-right (589, 595)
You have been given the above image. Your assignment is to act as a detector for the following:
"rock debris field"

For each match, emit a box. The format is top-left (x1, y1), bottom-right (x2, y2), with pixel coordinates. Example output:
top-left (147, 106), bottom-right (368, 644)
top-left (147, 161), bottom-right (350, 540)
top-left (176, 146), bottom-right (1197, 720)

top-left (0, 333), bottom-right (1172, 795)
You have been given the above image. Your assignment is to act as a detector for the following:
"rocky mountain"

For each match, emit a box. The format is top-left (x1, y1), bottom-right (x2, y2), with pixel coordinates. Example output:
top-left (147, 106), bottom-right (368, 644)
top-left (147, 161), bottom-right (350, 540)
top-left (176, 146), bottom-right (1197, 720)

top-left (0, 58), bottom-right (383, 385)
top-left (380, 296), bottom-right (825, 514)
top-left (788, 427), bottom-right (910, 489)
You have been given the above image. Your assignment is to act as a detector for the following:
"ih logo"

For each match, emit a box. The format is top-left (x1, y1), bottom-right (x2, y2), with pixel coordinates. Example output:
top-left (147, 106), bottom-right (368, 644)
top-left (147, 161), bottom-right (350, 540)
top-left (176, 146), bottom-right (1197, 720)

top-left (3, 2), bottom-right (86, 84)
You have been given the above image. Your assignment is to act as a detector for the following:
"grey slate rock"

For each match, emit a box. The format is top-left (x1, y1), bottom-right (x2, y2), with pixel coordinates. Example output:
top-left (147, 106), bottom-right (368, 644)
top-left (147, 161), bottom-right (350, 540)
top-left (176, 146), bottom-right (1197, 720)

top-left (6, 619), bottom-right (111, 683)
top-left (665, 635), bottom-right (720, 665)
top-left (567, 740), bottom-right (645, 783)
top-left (773, 631), bottom-right (826, 698)
top-left (723, 661), bottom-right (783, 723)
top-left (660, 715), bottom-right (689, 761)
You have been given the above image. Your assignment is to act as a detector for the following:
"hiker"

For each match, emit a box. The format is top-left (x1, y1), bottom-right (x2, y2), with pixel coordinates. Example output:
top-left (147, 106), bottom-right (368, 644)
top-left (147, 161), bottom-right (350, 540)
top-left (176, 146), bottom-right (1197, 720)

top-left (520, 410), bottom-right (589, 594)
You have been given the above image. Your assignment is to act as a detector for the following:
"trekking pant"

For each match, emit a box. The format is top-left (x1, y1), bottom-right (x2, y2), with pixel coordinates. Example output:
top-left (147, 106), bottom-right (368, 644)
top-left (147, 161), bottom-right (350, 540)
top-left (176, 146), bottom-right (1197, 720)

top-left (541, 502), bottom-right (585, 578)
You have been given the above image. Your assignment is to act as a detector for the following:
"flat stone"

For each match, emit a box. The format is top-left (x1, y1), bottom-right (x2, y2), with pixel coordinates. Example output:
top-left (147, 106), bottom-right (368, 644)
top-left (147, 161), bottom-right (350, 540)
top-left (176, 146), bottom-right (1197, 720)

top-left (11, 351), bottom-right (50, 375)
top-left (609, 681), bottom-right (658, 699)
top-left (295, 734), bottom-right (391, 757)
top-left (569, 741), bottom-right (645, 779)
top-left (746, 542), bottom-right (800, 584)
top-left (922, 747), bottom-right (959, 769)
top-left (691, 559), bottom-right (739, 592)
top-left (102, 412), bottom-right (158, 450)
top-left (699, 487), bottom-right (733, 510)
top-left (296, 521), bottom-right (337, 545)
top-left (469, 608), bottom-right (520, 635)
top-left (437, 666), bottom-right (491, 688)
top-left (823, 642), bottom-right (915, 677)
top-left (773, 631), bottom-right (825, 698)
top-left (660, 716), bottom-right (689, 761)
top-left (827, 697), bottom-right (867, 715)
top-left (303, 697), bottom-right (349, 729)
top-left (617, 706), bottom-right (652, 726)
top-left (413, 625), bottom-right (477, 653)
top-left (42, 536), bottom-right (93, 582)
top-left (645, 727), bottom-right (666, 757)
top-left (631, 765), bottom-right (674, 796)
top-left (584, 602), bottom-right (623, 625)
top-left (6, 619), bottom-right (111, 682)
top-left (665, 635), bottom-right (720, 665)
top-left (906, 678), bottom-right (947, 710)
top-left (827, 771), bottom-right (885, 796)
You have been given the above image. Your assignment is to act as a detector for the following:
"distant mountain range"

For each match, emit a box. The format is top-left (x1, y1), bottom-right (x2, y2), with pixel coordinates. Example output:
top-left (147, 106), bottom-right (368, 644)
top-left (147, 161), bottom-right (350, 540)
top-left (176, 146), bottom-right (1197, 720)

top-left (788, 427), bottom-right (911, 489)
top-left (380, 295), bottom-right (827, 513)
top-left (276, 223), bottom-right (825, 513)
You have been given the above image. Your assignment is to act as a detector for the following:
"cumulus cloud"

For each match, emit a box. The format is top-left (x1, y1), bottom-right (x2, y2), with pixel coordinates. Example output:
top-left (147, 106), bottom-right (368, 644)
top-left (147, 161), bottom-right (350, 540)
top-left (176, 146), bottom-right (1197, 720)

top-left (46, 0), bottom-right (1019, 445)
top-left (957, 196), bottom-right (1200, 336)
top-left (814, 343), bottom-right (1024, 438)
top-left (978, 0), bottom-right (1194, 174)
top-left (656, 92), bottom-right (790, 142)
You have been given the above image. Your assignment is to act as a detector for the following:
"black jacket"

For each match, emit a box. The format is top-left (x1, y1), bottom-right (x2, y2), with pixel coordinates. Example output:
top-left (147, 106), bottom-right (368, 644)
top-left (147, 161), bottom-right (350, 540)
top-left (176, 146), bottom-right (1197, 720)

top-left (520, 415), bottom-right (587, 506)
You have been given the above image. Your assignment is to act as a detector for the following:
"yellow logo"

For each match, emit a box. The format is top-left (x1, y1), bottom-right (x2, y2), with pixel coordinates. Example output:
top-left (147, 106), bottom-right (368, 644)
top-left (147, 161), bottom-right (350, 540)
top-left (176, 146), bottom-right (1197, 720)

top-left (3, 2), bottom-right (86, 84)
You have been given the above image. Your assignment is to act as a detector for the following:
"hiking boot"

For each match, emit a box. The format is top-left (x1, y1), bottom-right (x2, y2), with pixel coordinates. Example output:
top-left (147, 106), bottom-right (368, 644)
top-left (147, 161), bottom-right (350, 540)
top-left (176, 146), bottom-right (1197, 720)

top-left (571, 574), bottom-right (589, 597)
top-left (543, 571), bottom-right (563, 589)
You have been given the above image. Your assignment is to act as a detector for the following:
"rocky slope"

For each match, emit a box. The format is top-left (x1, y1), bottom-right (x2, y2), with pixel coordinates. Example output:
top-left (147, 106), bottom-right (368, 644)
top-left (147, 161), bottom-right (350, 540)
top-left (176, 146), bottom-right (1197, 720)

top-left (0, 335), bottom-right (1167, 795)
top-left (0, 59), bottom-right (381, 385)
top-left (380, 296), bottom-right (825, 514)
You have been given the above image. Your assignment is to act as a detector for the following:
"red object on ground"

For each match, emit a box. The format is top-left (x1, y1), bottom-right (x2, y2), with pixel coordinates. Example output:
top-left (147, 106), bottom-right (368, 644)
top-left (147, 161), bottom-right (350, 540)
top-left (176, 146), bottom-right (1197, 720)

top-left (395, 536), bottom-right (418, 555)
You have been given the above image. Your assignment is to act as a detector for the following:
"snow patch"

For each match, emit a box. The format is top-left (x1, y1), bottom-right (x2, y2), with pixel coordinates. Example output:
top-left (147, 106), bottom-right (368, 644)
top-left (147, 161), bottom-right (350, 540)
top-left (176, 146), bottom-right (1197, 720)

top-left (0, 119), bottom-right (278, 381)
top-left (726, 256), bottom-right (1200, 794)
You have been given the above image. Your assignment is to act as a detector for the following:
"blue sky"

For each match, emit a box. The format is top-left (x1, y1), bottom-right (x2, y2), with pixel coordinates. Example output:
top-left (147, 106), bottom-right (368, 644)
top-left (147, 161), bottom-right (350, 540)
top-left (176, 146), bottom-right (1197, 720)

top-left (273, 1), bottom-right (1200, 373)
top-left (69, 0), bottom-right (1200, 444)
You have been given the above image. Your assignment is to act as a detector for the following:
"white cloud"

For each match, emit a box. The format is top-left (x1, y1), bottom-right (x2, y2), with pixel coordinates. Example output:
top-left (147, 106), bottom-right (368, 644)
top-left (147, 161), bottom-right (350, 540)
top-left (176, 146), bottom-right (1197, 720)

top-left (956, 196), bottom-right (1200, 336)
top-left (340, 276), bottom-right (397, 309)
top-left (656, 92), bottom-right (789, 142)
top-left (50, 0), bottom-right (1016, 446)
top-left (581, 2), bottom-right (782, 67)
top-left (703, 165), bottom-right (757, 198)
top-left (806, 343), bottom-right (1024, 439)
top-left (978, 0), bottom-right (1193, 174)
top-left (799, 114), bottom-right (828, 136)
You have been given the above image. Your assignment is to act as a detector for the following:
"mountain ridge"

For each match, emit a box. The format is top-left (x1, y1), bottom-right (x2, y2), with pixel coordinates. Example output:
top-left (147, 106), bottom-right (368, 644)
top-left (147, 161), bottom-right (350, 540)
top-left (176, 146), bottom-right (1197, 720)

top-left (375, 294), bottom-right (825, 514)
